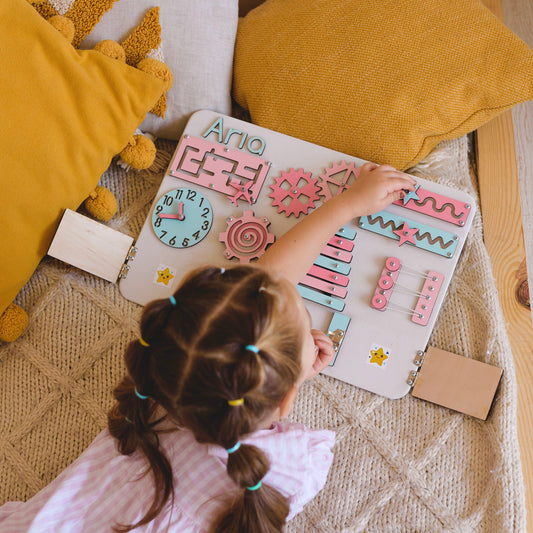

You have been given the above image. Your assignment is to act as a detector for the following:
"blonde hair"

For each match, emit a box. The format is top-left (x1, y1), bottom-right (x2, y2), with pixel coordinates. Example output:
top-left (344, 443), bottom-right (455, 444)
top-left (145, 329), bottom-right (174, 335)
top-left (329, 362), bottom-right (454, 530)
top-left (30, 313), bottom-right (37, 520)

top-left (108, 265), bottom-right (303, 532)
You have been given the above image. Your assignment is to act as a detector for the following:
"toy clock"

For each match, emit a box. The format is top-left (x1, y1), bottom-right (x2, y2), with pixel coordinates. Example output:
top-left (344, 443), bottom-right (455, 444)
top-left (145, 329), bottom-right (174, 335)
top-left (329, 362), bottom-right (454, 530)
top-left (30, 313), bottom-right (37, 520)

top-left (151, 187), bottom-right (213, 248)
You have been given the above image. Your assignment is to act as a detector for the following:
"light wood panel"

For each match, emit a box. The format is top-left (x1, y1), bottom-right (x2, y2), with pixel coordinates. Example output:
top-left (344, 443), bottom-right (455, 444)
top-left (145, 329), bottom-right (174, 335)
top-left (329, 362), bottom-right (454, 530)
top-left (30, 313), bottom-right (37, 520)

top-left (478, 1), bottom-right (533, 530)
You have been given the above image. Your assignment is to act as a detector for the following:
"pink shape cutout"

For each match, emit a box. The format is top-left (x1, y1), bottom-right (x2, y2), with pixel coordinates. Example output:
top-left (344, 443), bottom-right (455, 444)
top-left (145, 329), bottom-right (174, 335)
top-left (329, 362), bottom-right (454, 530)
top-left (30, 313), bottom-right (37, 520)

top-left (169, 135), bottom-right (270, 204)
top-left (393, 187), bottom-right (471, 227)
top-left (269, 168), bottom-right (320, 217)
top-left (411, 271), bottom-right (444, 326)
top-left (219, 210), bottom-right (275, 263)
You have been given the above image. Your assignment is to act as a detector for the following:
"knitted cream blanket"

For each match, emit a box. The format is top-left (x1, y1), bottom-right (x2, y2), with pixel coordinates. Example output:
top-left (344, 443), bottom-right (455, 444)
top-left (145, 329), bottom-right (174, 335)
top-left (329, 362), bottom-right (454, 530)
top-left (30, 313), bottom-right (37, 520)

top-left (0, 135), bottom-right (526, 532)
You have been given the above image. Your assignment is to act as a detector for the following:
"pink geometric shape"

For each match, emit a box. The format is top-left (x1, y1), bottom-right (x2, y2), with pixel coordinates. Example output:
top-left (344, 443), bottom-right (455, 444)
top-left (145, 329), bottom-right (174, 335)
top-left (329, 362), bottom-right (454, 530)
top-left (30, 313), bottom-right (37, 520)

top-left (320, 244), bottom-right (352, 263)
top-left (411, 271), bottom-right (444, 326)
top-left (327, 235), bottom-right (354, 252)
top-left (219, 210), bottom-right (275, 263)
top-left (269, 168), bottom-right (320, 217)
top-left (393, 187), bottom-right (471, 227)
top-left (393, 222), bottom-right (419, 246)
top-left (370, 257), bottom-right (402, 311)
top-left (300, 275), bottom-right (348, 298)
top-left (169, 135), bottom-right (270, 204)
top-left (307, 265), bottom-right (349, 286)
top-left (318, 161), bottom-right (362, 201)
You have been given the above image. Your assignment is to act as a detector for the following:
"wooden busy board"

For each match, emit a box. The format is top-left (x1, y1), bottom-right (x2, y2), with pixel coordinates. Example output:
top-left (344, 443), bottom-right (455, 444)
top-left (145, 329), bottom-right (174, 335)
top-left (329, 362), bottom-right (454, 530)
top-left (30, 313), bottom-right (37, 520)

top-left (119, 110), bottom-right (476, 399)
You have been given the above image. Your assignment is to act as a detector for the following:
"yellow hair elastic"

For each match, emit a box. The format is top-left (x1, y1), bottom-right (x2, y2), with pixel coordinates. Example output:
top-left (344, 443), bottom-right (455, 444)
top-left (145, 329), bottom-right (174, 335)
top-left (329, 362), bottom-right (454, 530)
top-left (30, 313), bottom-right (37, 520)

top-left (228, 398), bottom-right (244, 406)
top-left (139, 337), bottom-right (150, 347)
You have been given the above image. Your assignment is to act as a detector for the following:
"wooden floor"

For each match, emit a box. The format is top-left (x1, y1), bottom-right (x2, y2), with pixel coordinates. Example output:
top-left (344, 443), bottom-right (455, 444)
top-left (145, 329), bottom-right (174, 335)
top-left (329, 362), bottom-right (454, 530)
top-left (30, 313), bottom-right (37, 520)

top-left (479, 1), bottom-right (533, 531)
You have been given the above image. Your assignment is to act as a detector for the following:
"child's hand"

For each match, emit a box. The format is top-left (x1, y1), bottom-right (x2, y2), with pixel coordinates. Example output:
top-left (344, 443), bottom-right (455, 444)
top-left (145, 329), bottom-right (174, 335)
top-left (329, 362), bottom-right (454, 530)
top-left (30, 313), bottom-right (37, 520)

top-left (306, 329), bottom-right (336, 378)
top-left (342, 162), bottom-right (417, 217)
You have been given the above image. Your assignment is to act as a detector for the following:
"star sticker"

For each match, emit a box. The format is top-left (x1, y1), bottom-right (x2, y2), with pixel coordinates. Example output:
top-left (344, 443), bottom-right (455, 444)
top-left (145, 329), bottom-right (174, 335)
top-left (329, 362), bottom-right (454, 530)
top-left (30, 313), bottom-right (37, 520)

top-left (369, 347), bottom-right (389, 366)
top-left (393, 222), bottom-right (419, 246)
top-left (401, 184), bottom-right (420, 205)
top-left (156, 267), bottom-right (174, 286)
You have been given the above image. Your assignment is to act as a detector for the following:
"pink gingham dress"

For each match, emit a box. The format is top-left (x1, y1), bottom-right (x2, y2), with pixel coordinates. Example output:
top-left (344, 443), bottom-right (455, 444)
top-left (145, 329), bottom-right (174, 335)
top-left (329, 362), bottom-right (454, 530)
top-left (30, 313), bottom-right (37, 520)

top-left (0, 420), bottom-right (335, 532)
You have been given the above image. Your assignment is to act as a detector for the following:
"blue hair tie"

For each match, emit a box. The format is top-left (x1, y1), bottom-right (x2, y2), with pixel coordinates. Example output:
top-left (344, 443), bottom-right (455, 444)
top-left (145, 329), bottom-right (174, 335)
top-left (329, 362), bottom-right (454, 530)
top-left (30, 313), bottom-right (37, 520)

top-left (169, 295), bottom-right (177, 306)
top-left (226, 441), bottom-right (241, 454)
top-left (247, 480), bottom-right (262, 491)
top-left (134, 387), bottom-right (149, 400)
top-left (245, 345), bottom-right (260, 354)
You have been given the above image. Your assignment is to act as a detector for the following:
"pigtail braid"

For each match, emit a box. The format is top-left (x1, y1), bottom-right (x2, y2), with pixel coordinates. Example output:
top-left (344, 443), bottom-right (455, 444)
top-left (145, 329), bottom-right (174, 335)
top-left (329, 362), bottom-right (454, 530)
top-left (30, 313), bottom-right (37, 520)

top-left (210, 443), bottom-right (289, 533)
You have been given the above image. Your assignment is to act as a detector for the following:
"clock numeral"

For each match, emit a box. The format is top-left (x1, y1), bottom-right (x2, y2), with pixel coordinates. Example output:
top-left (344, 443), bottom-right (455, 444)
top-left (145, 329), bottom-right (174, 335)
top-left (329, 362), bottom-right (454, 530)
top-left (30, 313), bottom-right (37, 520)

top-left (169, 236), bottom-right (177, 246)
top-left (199, 197), bottom-right (204, 207)
top-left (186, 189), bottom-right (197, 201)
top-left (192, 230), bottom-right (200, 240)
top-left (201, 207), bottom-right (211, 218)
top-left (182, 238), bottom-right (189, 247)
top-left (163, 195), bottom-right (173, 206)
top-left (201, 221), bottom-right (209, 230)
top-left (154, 217), bottom-right (162, 228)
top-left (155, 205), bottom-right (163, 214)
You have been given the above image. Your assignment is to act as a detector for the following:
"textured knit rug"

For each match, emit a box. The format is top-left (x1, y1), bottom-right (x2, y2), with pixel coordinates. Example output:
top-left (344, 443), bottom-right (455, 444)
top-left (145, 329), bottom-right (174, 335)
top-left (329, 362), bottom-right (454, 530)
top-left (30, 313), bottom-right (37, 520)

top-left (0, 134), bottom-right (526, 532)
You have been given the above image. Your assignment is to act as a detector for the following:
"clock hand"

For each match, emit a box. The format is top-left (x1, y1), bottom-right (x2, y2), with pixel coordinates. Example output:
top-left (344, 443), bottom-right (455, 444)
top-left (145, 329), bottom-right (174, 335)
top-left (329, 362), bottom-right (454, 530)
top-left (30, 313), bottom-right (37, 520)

top-left (158, 201), bottom-right (185, 221)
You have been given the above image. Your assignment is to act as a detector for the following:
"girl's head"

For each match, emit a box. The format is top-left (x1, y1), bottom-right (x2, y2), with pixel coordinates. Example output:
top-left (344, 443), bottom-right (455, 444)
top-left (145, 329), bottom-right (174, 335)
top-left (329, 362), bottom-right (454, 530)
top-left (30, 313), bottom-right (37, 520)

top-left (108, 264), bottom-right (314, 532)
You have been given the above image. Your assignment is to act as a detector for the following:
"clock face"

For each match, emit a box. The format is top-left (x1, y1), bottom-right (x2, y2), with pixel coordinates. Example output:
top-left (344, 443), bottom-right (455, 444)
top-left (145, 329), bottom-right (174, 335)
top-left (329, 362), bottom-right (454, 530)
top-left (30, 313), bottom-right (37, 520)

top-left (151, 187), bottom-right (213, 248)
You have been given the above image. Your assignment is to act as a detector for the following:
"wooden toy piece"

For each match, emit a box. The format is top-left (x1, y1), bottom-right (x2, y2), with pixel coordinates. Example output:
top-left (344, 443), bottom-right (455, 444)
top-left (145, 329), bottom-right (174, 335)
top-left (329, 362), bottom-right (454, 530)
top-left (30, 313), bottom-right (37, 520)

top-left (411, 271), bottom-right (444, 326)
top-left (359, 211), bottom-right (459, 258)
top-left (151, 187), bottom-right (213, 249)
top-left (169, 135), bottom-right (270, 204)
top-left (411, 346), bottom-right (503, 420)
top-left (318, 161), bottom-right (361, 201)
top-left (326, 312), bottom-right (351, 366)
top-left (393, 185), bottom-right (472, 227)
top-left (218, 210), bottom-right (275, 263)
top-left (269, 168), bottom-right (320, 217)
top-left (48, 209), bottom-right (135, 283)
top-left (370, 257), bottom-right (402, 311)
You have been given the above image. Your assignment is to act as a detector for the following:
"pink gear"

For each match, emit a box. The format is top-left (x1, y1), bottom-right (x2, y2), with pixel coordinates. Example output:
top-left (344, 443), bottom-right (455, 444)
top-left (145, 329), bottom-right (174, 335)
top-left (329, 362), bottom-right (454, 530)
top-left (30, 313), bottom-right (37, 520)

top-left (219, 210), bottom-right (275, 263)
top-left (318, 161), bottom-right (361, 201)
top-left (269, 168), bottom-right (320, 217)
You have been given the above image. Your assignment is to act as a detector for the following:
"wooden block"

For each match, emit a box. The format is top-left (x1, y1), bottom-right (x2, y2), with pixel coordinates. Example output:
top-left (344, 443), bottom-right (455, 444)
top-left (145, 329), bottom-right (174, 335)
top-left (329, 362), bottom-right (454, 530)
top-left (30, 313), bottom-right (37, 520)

top-left (411, 347), bottom-right (503, 420)
top-left (47, 209), bottom-right (134, 283)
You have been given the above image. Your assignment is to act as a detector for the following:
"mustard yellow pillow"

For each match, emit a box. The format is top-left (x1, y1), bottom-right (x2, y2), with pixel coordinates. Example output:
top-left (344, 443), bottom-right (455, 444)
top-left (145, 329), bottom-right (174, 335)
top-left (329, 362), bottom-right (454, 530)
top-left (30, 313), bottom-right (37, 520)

top-left (233, 0), bottom-right (533, 170)
top-left (0, 0), bottom-right (165, 317)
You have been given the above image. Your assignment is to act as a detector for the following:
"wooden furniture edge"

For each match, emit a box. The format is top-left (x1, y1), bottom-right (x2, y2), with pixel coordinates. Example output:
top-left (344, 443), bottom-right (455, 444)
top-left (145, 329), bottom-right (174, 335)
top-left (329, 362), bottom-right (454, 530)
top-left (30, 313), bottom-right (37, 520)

top-left (479, 3), bottom-right (533, 531)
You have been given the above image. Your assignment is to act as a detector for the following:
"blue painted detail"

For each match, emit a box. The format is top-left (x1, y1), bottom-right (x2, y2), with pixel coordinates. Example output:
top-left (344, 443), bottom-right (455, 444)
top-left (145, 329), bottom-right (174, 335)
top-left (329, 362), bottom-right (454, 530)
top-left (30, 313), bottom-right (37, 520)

top-left (314, 255), bottom-right (352, 275)
top-left (358, 211), bottom-right (458, 258)
top-left (335, 225), bottom-right (357, 240)
top-left (327, 312), bottom-right (351, 366)
top-left (296, 285), bottom-right (345, 311)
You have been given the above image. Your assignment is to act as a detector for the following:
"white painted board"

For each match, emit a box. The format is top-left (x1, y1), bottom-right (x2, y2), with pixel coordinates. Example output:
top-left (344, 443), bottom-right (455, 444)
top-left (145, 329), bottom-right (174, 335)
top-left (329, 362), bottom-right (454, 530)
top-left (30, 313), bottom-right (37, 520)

top-left (120, 110), bottom-right (476, 399)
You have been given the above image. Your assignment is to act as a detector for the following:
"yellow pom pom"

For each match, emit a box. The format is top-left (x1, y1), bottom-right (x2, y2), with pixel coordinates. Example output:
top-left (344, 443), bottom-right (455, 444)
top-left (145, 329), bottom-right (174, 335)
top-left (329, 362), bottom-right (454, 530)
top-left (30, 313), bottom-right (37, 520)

top-left (120, 134), bottom-right (157, 170)
top-left (0, 303), bottom-right (29, 343)
top-left (84, 186), bottom-right (118, 222)
top-left (137, 58), bottom-right (173, 92)
top-left (94, 40), bottom-right (126, 62)
top-left (48, 15), bottom-right (75, 44)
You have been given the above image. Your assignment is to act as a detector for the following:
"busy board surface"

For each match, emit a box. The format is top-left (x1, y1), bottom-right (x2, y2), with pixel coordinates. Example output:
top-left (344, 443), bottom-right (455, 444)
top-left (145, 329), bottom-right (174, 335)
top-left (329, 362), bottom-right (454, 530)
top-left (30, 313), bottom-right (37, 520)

top-left (119, 110), bottom-right (476, 399)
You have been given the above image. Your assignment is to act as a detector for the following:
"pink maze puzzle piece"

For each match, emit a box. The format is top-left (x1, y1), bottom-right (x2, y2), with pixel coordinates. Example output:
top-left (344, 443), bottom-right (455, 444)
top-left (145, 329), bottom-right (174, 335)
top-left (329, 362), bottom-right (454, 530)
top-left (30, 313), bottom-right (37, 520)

top-left (169, 135), bottom-right (270, 204)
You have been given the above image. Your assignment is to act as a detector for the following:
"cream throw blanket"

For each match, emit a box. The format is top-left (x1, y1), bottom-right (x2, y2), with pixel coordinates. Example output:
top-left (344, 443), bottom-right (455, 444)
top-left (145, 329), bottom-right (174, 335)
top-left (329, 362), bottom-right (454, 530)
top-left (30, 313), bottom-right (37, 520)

top-left (0, 135), bottom-right (526, 532)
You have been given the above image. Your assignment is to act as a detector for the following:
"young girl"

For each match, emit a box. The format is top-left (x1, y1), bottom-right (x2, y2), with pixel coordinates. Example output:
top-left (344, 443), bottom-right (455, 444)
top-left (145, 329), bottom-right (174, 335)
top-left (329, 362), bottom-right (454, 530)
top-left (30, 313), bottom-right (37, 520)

top-left (0, 163), bottom-right (415, 532)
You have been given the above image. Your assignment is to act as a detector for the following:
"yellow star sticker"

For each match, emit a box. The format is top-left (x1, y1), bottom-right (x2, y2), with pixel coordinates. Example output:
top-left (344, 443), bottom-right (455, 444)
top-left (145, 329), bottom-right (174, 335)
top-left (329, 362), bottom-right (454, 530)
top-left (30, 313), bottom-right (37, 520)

top-left (156, 267), bottom-right (174, 286)
top-left (369, 347), bottom-right (388, 366)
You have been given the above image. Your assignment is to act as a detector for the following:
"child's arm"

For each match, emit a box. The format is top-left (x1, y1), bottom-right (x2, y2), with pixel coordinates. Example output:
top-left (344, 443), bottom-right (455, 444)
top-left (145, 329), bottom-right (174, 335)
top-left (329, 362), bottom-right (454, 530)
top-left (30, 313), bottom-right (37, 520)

top-left (258, 163), bottom-right (416, 284)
